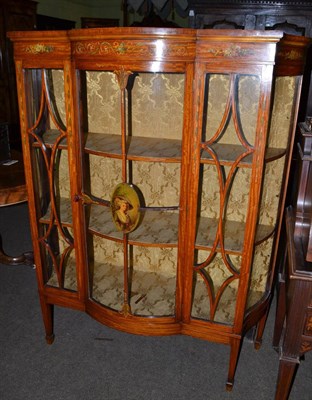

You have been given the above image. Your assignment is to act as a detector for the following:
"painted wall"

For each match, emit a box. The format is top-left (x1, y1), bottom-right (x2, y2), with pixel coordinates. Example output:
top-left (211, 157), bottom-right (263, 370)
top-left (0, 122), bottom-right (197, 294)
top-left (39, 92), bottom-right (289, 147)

top-left (37, 0), bottom-right (123, 28)
top-left (37, 0), bottom-right (188, 28)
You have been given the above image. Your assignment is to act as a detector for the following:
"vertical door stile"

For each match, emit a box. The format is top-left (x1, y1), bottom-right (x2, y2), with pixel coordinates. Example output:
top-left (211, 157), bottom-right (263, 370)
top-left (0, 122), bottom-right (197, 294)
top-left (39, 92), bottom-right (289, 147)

top-left (15, 60), bottom-right (45, 289)
top-left (64, 58), bottom-right (87, 303)
top-left (233, 64), bottom-right (275, 333)
top-left (181, 62), bottom-right (206, 323)
top-left (176, 62), bottom-right (194, 322)
top-left (116, 67), bottom-right (132, 316)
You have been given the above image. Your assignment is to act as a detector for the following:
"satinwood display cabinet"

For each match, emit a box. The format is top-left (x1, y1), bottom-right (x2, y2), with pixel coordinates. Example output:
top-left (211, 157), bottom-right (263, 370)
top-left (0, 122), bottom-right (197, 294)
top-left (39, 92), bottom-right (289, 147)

top-left (8, 27), bottom-right (311, 390)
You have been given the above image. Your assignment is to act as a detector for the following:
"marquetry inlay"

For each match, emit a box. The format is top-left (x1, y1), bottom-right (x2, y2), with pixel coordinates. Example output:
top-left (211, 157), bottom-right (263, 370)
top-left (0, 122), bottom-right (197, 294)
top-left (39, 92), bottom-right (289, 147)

top-left (73, 40), bottom-right (194, 59)
top-left (25, 44), bottom-right (54, 54)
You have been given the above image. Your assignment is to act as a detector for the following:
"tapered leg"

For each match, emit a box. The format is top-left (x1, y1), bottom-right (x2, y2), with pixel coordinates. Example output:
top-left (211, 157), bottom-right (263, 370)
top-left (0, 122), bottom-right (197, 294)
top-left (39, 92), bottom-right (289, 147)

top-left (39, 295), bottom-right (55, 344)
top-left (275, 358), bottom-right (299, 400)
top-left (254, 306), bottom-right (269, 350)
top-left (273, 277), bottom-right (286, 350)
top-left (226, 337), bottom-right (242, 391)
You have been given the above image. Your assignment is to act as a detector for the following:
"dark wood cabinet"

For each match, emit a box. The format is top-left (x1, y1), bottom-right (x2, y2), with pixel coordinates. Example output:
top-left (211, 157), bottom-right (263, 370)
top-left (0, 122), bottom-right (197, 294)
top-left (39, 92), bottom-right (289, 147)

top-left (0, 0), bottom-right (37, 149)
top-left (8, 27), bottom-right (310, 391)
top-left (294, 119), bottom-right (312, 262)
top-left (273, 206), bottom-right (312, 399)
top-left (272, 117), bottom-right (312, 399)
top-left (189, 0), bottom-right (312, 34)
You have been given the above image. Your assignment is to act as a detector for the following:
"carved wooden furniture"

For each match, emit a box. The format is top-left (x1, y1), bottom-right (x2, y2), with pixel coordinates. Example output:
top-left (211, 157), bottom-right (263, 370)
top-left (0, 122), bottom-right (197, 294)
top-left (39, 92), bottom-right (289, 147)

top-left (272, 117), bottom-right (312, 399)
top-left (0, 0), bottom-right (37, 149)
top-left (294, 118), bottom-right (312, 262)
top-left (8, 27), bottom-right (311, 390)
top-left (188, 0), bottom-right (312, 35)
top-left (273, 206), bottom-right (312, 399)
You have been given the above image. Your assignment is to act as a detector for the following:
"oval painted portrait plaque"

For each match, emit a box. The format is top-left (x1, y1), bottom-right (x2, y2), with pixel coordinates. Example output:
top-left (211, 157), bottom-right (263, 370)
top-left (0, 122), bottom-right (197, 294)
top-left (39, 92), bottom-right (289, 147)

top-left (111, 183), bottom-right (141, 233)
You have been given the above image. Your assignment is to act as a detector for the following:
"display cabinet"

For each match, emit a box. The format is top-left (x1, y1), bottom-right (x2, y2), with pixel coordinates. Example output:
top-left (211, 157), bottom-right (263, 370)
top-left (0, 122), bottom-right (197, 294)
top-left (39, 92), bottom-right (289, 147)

top-left (8, 27), bottom-right (310, 390)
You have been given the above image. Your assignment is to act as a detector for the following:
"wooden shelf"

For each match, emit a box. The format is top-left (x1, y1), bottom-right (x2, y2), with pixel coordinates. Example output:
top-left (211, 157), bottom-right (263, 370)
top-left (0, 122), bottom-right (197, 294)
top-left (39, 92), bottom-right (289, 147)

top-left (195, 216), bottom-right (274, 254)
top-left (39, 197), bottom-right (73, 226)
top-left (85, 132), bottom-right (182, 162)
top-left (39, 198), bottom-right (179, 246)
top-left (89, 204), bottom-right (180, 247)
top-left (200, 143), bottom-right (286, 167)
top-left (33, 131), bottom-right (284, 166)
top-left (32, 130), bottom-right (182, 161)
top-left (40, 198), bottom-right (273, 252)
top-left (32, 129), bottom-right (67, 149)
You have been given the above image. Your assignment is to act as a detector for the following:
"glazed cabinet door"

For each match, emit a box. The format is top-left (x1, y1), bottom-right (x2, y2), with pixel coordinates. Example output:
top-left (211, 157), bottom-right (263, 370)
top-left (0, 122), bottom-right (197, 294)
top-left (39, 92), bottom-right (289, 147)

top-left (184, 32), bottom-right (309, 339)
top-left (189, 70), bottom-right (302, 324)
top-left (190, 69), bottom-right (268, 326)
top-left (69, 30), bottom-right (196, 333)
top-left (183, 32), bottom-right (288, 335)
top-left (80, 69), bottom-right (184, 318)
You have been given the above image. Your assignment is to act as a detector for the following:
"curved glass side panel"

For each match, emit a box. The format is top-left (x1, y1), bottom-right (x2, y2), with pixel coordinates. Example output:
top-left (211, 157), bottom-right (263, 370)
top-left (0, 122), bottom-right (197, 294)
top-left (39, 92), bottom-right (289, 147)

top-left (24, 68), bottom-right (76, 291)
top-left (247, 75), bottom-right (299, 311)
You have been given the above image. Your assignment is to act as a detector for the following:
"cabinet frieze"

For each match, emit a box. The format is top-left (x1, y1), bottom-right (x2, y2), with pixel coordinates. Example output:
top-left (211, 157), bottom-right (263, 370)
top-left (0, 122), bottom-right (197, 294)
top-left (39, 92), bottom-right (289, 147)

top-left (72, 39), bottom-right (196, 61)
top-left (13, 41), bottom-right (71, 63)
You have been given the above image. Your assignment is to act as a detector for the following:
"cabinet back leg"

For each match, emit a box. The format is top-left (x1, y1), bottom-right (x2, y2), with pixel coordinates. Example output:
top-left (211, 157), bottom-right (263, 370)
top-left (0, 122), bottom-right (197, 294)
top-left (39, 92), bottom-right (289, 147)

top-left (272, 277), bottom-right (286, 350)
top-left (254, 305), bottom-right (270, 350)
top-left (39, 295), bottom-right (55, 344)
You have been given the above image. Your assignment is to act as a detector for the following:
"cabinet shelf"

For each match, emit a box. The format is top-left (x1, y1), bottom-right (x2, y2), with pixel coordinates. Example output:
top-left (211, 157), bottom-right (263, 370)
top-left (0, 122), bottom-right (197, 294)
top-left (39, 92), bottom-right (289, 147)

top-left (89, 204), bottom-right (179, 247)
top-left (40, 199), bottom-right (180, 247)
top-left (195, 217), bottom-right (274, 254)
top-left (32, 131), bottom-right (284, 166)
top-left (92, 263), bottom-right (177, 317)
top-left (85, 132), bottom-right (182, 162)
top-left (40, 198), bottom-right (273, 253)
top-left (32, 131), bottom-right (182, 161)
top-left (39, 198), bottom-right (73, 226)
top-left (200, 144), bottom-right (285, 167)
top-left (32, 129), bottom-right (67, 149)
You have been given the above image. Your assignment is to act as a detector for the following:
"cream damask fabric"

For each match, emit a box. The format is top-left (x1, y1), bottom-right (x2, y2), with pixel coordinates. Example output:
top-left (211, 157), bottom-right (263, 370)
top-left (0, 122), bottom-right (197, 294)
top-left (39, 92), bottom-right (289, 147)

top-left (205, 74), bottom-right (260, 146)
top-left (91, 238), bottom-right (177, 316)
top-left (87, 71), bottom-right (184, 140)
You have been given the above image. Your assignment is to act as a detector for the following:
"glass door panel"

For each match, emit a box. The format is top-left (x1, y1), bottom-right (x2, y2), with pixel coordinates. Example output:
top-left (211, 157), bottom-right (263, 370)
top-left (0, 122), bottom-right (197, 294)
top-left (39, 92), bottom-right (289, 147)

top-left (82, 69), bottom-right (185, 317)
top-left (192, 72), bottom-right (262, 324)
top-left (24, 68), bottom-right (76, 290)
